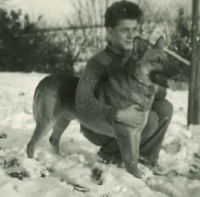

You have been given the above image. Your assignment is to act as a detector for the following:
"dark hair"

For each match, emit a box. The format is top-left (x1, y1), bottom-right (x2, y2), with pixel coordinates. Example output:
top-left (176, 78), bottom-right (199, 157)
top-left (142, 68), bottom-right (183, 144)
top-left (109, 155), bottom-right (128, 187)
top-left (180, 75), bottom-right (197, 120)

top-left (104, 1), bottom-right (143, 28)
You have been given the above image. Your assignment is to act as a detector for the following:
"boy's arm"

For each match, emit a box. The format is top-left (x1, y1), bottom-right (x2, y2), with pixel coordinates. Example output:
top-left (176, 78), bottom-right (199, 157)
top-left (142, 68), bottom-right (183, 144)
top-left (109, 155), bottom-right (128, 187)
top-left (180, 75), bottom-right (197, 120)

top-left (75, 59), bottom-right (117, 125)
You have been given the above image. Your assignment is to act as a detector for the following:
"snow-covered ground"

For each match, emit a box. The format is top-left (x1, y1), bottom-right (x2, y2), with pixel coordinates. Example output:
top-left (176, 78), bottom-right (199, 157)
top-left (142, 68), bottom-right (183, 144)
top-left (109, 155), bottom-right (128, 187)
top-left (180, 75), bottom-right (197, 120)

top-left (0, 72), bottom-right (200, 197)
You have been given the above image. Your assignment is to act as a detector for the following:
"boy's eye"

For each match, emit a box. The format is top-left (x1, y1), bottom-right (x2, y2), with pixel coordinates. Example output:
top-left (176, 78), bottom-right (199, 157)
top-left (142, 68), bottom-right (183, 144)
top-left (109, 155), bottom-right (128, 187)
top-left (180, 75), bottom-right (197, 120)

top-left (121, 29), bottom-right (128, 33)
top-left (118, 28), bottom-right (139, 35)
top-left (132, 27), bottom-right (138, 32)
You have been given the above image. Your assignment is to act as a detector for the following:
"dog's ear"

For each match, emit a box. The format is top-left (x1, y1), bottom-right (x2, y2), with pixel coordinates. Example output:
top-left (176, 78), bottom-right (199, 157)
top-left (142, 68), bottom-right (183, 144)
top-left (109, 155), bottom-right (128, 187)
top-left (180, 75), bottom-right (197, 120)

top-left (133, 37), bottom-right (149, 57)
top-left (154, 36), bottom-right (165, 50)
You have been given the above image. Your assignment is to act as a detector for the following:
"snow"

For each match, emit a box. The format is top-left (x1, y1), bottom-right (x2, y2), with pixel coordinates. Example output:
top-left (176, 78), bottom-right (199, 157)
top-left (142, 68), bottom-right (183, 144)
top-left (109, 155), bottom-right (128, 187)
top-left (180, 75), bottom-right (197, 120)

top-left (0, 72), bottom-right (200, 197)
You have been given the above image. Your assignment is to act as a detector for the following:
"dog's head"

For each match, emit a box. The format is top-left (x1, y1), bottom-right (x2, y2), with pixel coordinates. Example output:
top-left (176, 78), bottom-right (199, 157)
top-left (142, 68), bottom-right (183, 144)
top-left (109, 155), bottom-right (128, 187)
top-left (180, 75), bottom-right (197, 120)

top-left (132, 36), bottom-right (181, 88)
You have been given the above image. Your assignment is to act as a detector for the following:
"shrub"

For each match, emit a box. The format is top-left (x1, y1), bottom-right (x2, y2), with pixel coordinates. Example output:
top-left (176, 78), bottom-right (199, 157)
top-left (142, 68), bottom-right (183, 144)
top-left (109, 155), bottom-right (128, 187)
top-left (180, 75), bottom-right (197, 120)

top-left (168, 8), bottom-right (192, 82)
top-left (0, 8), bottom-right (74, 74)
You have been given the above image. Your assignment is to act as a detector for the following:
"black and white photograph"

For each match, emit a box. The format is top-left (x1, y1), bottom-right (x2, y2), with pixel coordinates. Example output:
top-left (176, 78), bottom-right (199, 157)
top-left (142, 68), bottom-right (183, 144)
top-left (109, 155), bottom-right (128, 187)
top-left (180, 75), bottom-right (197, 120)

top-left (0, 0), bottom-right (200, 196)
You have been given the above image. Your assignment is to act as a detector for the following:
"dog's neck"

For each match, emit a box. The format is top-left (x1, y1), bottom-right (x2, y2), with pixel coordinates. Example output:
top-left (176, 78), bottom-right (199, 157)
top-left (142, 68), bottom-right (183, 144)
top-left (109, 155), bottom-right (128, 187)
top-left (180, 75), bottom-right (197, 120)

top-left (131, 63), bottom-right (156, 97)
top-left (132, 63), bottom-right (153, 87)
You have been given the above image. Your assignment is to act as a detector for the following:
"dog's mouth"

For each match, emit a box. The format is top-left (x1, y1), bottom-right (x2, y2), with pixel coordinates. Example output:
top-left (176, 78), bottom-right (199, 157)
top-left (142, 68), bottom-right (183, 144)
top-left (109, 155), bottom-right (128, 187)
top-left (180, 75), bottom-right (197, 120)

top-left (150, 65), bottom-right (182, 89)
top-left (151, 74), bottom-right (177, 90)
top-left (150, 73), bottom-right (169, 88)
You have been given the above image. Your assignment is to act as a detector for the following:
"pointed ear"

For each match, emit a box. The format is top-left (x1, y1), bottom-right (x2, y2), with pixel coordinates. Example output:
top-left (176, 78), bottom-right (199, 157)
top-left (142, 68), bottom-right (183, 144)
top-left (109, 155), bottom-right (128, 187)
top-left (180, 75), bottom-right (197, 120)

top-left (133, 37), bottom-right (149, 57)
top-left (154, 36), bottom-right (165, 50)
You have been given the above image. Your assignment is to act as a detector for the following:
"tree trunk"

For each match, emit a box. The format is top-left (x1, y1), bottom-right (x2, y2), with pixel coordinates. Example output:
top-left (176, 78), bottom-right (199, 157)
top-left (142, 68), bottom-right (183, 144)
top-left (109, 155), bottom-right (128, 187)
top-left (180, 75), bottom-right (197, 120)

top-left (188, 0), bottom-right (200, 125)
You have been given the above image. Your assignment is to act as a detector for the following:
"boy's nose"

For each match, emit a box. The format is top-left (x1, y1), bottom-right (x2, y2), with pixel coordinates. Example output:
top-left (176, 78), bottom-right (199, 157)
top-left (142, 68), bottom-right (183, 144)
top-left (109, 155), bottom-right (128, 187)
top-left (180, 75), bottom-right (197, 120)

top-left (127, 30), bottom-right (134, 39)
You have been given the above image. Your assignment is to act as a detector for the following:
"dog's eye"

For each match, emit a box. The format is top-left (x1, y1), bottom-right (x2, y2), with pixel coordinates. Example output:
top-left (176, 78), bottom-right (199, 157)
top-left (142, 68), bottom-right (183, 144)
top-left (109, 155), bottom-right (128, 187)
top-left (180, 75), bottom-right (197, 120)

top-left (152, 58), bottom-right (161, 64)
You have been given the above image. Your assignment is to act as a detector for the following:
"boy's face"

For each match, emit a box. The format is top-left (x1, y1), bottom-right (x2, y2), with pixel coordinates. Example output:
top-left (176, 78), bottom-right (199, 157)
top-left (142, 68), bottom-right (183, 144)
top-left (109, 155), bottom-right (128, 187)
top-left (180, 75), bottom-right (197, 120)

top-left (108, 19), bottom-right (138, 51)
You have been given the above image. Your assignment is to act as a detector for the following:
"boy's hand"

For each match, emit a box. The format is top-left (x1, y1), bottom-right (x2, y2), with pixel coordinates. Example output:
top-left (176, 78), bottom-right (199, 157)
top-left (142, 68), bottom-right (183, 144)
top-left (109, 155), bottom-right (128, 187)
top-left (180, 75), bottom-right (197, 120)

top-left (115, 104), bottom-right (144, 127)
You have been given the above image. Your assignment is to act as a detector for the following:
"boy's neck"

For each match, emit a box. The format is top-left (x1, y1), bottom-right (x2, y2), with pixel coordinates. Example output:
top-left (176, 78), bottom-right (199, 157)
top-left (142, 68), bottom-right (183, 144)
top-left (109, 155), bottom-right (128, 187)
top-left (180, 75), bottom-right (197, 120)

top-left (106, 41), bottom-right (132, 58)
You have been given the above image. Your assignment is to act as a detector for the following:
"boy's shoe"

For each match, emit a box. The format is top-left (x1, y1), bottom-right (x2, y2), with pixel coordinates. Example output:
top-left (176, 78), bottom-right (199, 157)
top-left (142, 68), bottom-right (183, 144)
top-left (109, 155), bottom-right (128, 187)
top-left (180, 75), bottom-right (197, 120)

top-left (139, 158), bottom-right (171, 175)
top-left (97, 152), bottom-right (171, 175)
top-left (97, 151), bottom-right (122, 166)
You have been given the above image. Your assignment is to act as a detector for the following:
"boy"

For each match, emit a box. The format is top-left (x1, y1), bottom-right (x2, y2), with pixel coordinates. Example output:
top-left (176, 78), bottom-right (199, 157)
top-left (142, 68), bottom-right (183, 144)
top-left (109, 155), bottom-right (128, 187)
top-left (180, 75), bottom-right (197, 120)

top-left (76, 1), bottom-right (173, 174)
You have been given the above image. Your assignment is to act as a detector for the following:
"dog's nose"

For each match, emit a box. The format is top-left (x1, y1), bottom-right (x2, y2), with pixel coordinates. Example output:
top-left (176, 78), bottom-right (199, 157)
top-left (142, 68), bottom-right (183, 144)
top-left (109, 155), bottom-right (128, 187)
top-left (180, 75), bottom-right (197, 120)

top-left (174, 66), bottom-right (182, 78)
top-left (169, 65), bottom-right (183, 79)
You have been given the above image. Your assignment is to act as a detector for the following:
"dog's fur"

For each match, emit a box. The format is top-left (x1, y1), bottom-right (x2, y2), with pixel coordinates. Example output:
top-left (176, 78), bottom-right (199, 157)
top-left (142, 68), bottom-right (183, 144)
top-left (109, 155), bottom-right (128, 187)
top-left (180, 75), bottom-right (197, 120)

top-left (27, 37), bottom-right (179, 178)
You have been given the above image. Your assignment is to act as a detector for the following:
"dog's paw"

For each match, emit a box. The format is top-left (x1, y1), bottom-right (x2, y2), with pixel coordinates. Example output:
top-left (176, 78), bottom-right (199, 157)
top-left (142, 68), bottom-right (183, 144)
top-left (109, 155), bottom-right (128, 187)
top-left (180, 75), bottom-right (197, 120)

top-left (51, 145), bottom-right (66, 157)
top-left (58, 149), bottom-right (66, 157)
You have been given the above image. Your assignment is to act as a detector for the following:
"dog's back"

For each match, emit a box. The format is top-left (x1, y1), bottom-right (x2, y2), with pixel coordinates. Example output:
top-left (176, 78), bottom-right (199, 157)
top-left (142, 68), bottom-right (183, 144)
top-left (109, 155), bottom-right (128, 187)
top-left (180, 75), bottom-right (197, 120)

top-left (33, 74), bottom-right (79, 123)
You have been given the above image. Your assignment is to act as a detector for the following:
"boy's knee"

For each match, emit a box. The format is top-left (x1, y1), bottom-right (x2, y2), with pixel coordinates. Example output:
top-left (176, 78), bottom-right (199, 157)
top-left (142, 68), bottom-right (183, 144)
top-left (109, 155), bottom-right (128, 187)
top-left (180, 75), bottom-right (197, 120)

top-left (161, 99), bottom-right (173, 119)
top-left (147, 111), bottom-right (159, 127)
top-left (142, 111), bottom-right (158, 138)
top-left (152, 99), bottom-right (173, 120)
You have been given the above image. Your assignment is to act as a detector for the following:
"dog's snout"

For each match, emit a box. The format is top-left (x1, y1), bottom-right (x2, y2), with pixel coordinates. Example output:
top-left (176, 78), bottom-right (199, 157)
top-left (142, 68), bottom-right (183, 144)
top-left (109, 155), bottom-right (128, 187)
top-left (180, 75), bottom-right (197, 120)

top-left (170, 65), bottom-right (182, 79)
top-left (176, 68), bottom-right (182, 77)
top-left (162, 61), bottom-right (181, 79)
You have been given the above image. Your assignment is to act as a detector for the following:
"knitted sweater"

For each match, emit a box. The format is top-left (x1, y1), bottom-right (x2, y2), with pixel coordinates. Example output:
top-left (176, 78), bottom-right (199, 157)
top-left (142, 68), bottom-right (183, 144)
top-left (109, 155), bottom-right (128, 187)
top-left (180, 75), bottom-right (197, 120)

top-left (75, 42), bottom-right (166, 125)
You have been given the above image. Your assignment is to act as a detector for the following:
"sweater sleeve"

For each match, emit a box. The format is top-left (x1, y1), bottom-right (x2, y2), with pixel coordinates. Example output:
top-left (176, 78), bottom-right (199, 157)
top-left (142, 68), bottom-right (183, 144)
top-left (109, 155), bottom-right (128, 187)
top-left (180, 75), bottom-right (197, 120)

top-left (75, 58), bottom-right (117, 125)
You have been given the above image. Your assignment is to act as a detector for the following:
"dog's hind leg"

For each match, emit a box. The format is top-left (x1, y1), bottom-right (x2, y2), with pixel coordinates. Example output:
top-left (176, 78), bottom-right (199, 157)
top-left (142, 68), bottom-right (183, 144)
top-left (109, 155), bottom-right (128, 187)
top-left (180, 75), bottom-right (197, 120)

top-left (49, 116), bottom-right (71, 156)
top-left (27, 119), bottom-right (55, 158)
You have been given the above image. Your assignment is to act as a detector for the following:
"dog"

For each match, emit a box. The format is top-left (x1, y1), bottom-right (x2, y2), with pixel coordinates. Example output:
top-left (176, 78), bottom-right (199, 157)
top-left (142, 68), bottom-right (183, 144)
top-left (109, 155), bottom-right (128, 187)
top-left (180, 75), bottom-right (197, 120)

top-left (27, 36), bottom-right (180, 178)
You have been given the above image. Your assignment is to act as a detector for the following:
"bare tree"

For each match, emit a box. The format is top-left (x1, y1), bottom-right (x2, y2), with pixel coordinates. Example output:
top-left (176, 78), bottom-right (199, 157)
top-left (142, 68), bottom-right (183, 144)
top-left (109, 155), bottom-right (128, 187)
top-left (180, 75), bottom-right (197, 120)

top-left (0, 0), bottom-right (10, 6)
top-left (0, 0), bottom-right (7, 4)
top-left (66, 0), bottom-right (116, 59)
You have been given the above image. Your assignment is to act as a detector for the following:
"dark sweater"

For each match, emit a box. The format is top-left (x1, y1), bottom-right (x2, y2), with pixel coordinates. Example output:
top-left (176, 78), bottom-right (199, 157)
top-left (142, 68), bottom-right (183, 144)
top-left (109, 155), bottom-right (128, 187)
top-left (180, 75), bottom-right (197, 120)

top-left (75, 43), bottom-right (166, 125)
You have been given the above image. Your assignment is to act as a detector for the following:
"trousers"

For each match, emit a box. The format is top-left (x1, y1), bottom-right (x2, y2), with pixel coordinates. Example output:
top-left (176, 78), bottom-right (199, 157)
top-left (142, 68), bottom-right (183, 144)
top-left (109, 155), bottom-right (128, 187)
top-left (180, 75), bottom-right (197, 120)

top-left (81, 98), bottom-right (173, 163)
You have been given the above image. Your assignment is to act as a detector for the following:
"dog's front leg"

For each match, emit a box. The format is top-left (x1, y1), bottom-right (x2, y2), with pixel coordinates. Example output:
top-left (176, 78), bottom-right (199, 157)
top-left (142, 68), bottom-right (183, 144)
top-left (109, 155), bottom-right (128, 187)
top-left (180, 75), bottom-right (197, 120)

top-left (114, 123), bottom-right (142, 178)
top-left (114, 112), bottom-right (149, 178)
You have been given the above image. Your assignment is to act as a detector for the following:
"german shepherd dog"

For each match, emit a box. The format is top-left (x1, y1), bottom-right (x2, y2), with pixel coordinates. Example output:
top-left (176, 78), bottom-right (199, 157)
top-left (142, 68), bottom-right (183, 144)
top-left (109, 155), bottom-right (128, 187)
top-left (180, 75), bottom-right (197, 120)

top-left (27, 37), bottom-right (180, 178)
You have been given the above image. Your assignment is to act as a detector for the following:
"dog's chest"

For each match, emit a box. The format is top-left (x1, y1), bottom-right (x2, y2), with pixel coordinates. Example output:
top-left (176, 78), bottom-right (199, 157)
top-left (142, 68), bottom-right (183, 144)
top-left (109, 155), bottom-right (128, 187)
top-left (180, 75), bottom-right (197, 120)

top-left (97, 71), bottom-right (155, 110)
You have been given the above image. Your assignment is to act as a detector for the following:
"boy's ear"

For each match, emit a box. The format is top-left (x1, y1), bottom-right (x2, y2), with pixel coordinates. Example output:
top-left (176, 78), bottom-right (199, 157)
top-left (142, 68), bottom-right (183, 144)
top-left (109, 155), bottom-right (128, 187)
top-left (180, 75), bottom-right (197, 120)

top-left (154, 36), bottom-right (165, 50)
top-left (133, 37), bottom-right (149, 57)
top-left (107, 27), bottom-right (113, 38)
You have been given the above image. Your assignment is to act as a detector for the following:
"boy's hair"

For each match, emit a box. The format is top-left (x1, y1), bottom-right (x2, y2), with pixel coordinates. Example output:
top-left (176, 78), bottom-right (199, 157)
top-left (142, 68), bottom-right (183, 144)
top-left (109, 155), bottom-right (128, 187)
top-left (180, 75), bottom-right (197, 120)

top-left (104, 1), bottom-right (143, 28)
